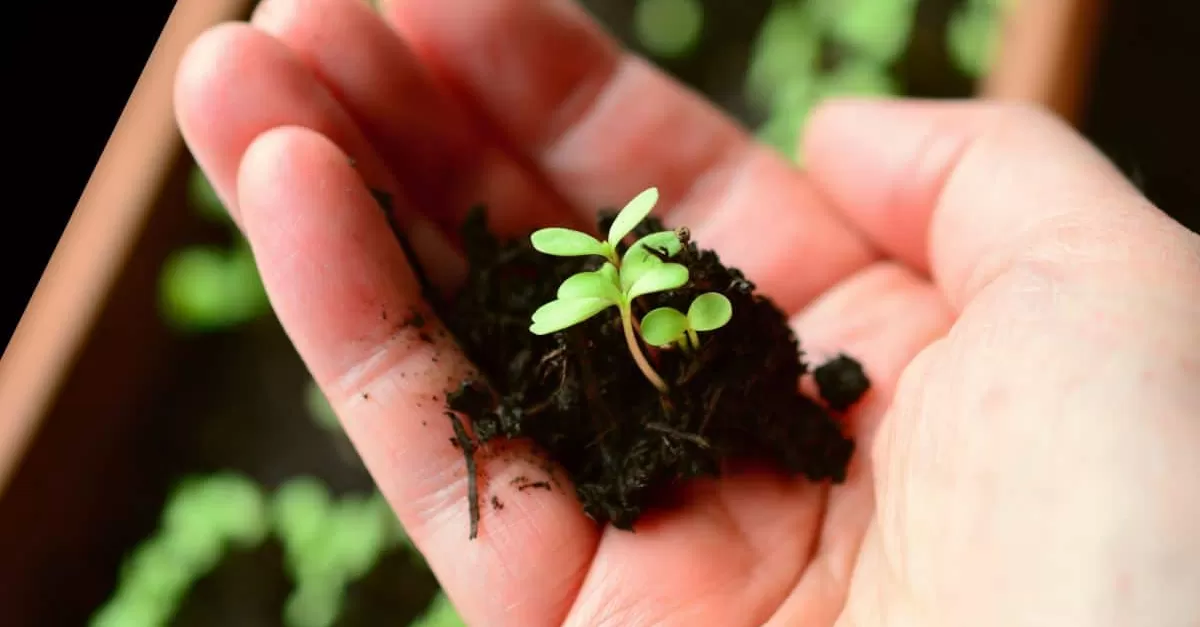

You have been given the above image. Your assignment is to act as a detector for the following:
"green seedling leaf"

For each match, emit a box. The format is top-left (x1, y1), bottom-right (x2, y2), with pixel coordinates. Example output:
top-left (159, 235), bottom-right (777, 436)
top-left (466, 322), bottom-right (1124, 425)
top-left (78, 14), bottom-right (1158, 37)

top-left (746, 0), bottom-right (819, 108)
top-left (816, 58), bottom-right (897, 98)
top-left (639, 307), bottom-right (689, 347)
top-left (619, 248), bottom-right (661, 292)
top-left (607, 187), bottom-right (660, 246)
top-left (626, 230), bottom-right (683, 261)
top-left (556, 266), bottom-right (622, 302)
top-left (159, 242), bottom-right (271, 332)
top-left (829, 0), bottom-right (918, 64)
top-left (598, 260), bottom-right (620, 285)
top-left (628, 262), bottom-right (689, 299)
top-left (947, 3), bottom-right (1000, 77)
top-left (530, 227), bottom-right (609, 258)
top-left (634, 0), bottom-right (705, 60)
top-left (620, 231), bottom-right (682, 293)
top-left (687, 292), bottom-right (733, 331)
top-left (530, 297), bottom-right (614, 335)
top-left (273, 477), bottom-right (332, 552)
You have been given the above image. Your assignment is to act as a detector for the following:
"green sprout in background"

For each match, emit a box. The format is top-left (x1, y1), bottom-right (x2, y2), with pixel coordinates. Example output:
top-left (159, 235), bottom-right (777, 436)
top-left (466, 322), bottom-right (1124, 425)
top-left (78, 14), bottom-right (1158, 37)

top-left (91, 359), bottom-right (467, 627)
top-left (633, 0), bottom-right (705, 59)
top-left (529, 187), bottom-right (727, 393)
top-left (89, 474), bottom-right (270, 627)
top-left (639, 291), bottom-right (733, 352)
top-left (159, 166), bottom-right (272, 332)
top-left (948, 0), bottom-right (1008, 77)
top-left (90, 472), bottom-right (463, 627)
top-left (745, 0), bottom-right (1005, 163)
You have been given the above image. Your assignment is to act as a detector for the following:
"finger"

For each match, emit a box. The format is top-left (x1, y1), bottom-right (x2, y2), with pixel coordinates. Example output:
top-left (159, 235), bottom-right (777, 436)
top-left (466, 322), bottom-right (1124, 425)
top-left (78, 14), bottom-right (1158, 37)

top-left (174, 22), bottom-right (464, 289)
top-left (764, 263), bottom-right (952, 626)
top-left (381, 0), bottom-right (878, 314)
top-left (249, 0), bottom-right (575, 238)
top-left (236, 126), bottom-right (598, 627)
top-left (800, 98), bottom-right (1196, 309)
top-left (562, 468), bottom-right (828, 627)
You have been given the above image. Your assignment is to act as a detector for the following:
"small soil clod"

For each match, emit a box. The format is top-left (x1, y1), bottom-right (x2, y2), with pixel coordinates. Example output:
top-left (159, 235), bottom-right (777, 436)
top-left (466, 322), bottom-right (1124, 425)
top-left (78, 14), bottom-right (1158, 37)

top-left (814, 354), bottom-right (871, 412)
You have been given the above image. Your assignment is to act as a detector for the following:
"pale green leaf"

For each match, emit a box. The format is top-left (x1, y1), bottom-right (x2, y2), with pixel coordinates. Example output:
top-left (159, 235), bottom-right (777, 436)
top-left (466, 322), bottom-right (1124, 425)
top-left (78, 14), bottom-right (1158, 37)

top-left (639, 307), bottom-right (689, 347)
top-left (620, 232), bottom-right (682, 292)
top-left (634, 0), bottom-right (705, 60)
top-left (272, 477), bottom-right (331, 551)
top-left (625, 230), bottom-right (683, 260)
top-left (530, 228), bottom-right (608, 258)
top-left (529, 298), bottom-right (614, 335)
top-left (619, 247), bottom-right (661, 293)
top-left (628, 263), bottom-right (689, 300)
top-left (746, 1), bottom-right (820, 108)
top-left (557, 266), bottom-right (621, 302)
top-left (598, 261), bottom-right (619, 286)
top-left (829, 0), bottom-right (918, 64)
top-left (687, 292), bottom-right (733, 331)
top-left (947, 4), bottom-right (1001, 78)
top-left (607, 187), bottom-right (660, 246)
top-left (816, 59), bottom-right (897, 98)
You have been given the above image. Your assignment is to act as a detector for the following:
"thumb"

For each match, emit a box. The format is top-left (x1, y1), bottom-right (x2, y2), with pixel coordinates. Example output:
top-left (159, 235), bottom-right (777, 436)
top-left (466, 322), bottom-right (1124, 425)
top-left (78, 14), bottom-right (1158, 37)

top-left (799, 98), bottom-right (1197, 310)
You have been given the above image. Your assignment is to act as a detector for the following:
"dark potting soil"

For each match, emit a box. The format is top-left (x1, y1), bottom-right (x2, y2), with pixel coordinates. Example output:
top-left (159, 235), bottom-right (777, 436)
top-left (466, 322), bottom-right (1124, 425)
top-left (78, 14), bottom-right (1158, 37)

top-left (402, 201), bottom-right (870, 534)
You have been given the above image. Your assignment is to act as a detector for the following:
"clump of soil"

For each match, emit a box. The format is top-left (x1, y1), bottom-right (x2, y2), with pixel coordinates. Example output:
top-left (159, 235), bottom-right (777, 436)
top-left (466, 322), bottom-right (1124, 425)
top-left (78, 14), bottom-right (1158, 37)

top-left (426, 203), bottom-right (869, 533)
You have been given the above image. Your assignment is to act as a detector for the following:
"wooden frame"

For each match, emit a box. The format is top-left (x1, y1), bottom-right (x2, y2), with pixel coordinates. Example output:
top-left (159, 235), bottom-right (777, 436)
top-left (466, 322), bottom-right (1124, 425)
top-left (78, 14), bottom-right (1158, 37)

top-left (982, 0), bottom-right (1108, 124)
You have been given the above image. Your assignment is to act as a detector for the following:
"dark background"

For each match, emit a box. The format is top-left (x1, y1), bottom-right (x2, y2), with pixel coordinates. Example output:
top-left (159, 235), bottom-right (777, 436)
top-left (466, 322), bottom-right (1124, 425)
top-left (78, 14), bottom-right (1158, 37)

top-left (6, 0), bottom-right (1199, 355)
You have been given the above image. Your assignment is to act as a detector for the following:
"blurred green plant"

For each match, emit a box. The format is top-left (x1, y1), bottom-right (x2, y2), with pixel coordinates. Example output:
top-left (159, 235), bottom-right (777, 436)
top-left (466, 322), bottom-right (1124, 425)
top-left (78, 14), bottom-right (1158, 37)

top-left (747, 0), bottom-right (911, 162)
top-left (273, 478), bottom-right (424, 627)
top-left (746, 0), bottom-right (1004, 163)
top-left (948, 0), bottom-right (1007, 77)
top-left (89, 472), bottom-right (461, 627)
top-left (158, 166), bottom-right (271, 332)
top-left (89, 474), bottom-right (270, 627)
top-left (91, 341), bottom-right (465, 626)
top-left (633, 0), bottom-right (705, 59)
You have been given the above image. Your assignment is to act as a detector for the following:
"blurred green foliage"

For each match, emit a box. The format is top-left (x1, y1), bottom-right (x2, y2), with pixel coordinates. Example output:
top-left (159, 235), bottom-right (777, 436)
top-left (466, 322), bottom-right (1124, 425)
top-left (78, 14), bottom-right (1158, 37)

top-left (634, 0), bottom-right (705, 59)
top-left (948, 0), bottom-right (1007, 77)
top-left (159, 167), bottom-right (271, 332)
top-left (741, 0), bottom-right (1003, 162)
top-left (89, 474), bottom-right (270, 627)
top-left (90, 469), bottom-right (461, 627)
top-left (745, 0), bottom-right (914, 162)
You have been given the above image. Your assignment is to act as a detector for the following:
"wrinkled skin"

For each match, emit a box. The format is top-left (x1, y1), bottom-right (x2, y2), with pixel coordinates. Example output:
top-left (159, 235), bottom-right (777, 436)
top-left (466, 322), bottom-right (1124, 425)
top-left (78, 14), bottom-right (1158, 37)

top-left (174, 1), bottom-right (1200, 625)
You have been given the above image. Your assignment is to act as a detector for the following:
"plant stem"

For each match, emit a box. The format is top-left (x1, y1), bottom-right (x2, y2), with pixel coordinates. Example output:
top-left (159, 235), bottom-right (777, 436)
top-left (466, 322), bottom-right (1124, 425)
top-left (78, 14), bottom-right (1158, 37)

top-left (686, 328), bottom-right (700, 350)
top-left (620, 305), bottom-right (669, 393)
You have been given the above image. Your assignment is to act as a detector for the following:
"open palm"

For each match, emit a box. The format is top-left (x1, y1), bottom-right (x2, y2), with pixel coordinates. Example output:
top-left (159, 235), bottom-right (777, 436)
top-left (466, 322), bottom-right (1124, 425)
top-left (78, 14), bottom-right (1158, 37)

top-left (176, 1), bottom-right (1200, 626)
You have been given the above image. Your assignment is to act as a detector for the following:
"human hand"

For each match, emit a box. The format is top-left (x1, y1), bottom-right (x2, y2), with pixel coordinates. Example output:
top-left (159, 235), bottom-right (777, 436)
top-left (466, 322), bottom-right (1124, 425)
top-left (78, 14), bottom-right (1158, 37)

top-left (174, 1), bottom-right (1200, 626)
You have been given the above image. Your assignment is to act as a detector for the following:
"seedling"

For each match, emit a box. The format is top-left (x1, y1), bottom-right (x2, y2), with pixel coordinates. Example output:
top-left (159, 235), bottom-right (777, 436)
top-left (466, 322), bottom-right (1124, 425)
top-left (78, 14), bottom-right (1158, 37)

top-left (527, 187), bottom-right (702, 393)
top-left (639, 292), bottom-right (733, 352)
top-left (439, 190), bottom-right (870, 533)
